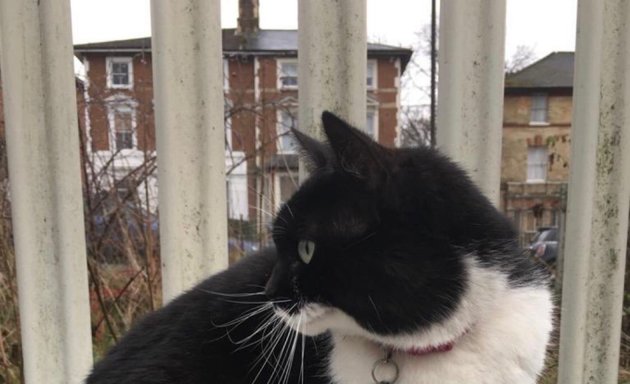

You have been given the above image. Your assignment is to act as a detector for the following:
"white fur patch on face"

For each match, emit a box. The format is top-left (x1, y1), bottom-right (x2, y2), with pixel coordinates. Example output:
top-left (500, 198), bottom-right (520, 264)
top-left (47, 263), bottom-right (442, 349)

top-left (274, 303), bottom-right (335, 336)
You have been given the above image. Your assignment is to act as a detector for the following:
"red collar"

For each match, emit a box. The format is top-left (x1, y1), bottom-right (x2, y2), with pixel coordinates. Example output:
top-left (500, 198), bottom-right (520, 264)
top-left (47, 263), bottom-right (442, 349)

top-left (385, 328), bottom-right (470, 357)
top-left (397, 340), bottom-right (456, 356)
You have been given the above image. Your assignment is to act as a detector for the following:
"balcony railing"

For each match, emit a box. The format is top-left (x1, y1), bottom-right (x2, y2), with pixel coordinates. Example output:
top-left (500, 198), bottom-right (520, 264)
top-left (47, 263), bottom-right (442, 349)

top-left (0, 0), bottom-right (628, 383)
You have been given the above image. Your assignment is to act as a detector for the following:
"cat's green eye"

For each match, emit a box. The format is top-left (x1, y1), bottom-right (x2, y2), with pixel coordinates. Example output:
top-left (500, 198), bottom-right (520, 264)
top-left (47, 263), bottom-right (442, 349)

top-left (297, 240), bottom-right (316, 264)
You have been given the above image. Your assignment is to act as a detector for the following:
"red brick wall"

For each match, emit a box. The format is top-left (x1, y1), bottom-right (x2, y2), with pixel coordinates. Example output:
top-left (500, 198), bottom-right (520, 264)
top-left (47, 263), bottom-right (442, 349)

top-left (372, 57), bottom-right (400, 147)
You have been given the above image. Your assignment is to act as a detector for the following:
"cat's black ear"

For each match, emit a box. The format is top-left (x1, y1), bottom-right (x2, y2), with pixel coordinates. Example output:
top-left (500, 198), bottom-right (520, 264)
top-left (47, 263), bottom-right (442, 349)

top-left (291, 128), bottom-right (329, 171)
top-left (321, 111), bottom-right (387, 179)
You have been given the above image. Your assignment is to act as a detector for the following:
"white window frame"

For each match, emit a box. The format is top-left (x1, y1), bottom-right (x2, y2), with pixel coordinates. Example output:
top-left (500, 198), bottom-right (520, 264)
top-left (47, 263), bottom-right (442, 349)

top-left (223, 58), bottom-right (229, 91)
top-left (276, 106), bottom-right (299, 154)
top-left (106, 56), bottom-right (134, 89)
top-left (277, 58), bottom-right (298, 90)
top-left (224, 99), bottom-right (233, 152)
top-left (526, 146), bottom-right (548, 183)
top-left (367, 59), bottom-right (378, 90)
top-left (530, 93), bottom-right (549, 125)
top-left (366, 107), bottom-right (379, 141)
top-left (107, 103), bottom-right (138, 153)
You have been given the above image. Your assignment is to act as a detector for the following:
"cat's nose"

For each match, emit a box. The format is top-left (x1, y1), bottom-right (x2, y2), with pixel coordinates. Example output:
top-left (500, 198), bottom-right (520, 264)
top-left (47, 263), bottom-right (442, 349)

top-left (265, 265), bottom-right (291, 301)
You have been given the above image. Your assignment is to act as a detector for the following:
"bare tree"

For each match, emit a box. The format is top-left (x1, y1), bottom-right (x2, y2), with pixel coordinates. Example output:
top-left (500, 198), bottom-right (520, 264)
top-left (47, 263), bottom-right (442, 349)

top-left (399, 24), bottom-right (435, 148)
top-left (399, 106), bottom-right (431, 148)
top-left (505, 45), bottom-right (537, 74)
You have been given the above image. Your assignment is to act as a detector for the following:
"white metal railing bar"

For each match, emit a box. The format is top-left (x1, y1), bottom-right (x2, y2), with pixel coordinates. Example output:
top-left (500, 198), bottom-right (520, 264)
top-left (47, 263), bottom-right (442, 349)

top-left (0, 0), bottom-right (93, 383)
top-left (558, 0), bottom-right (630, 382)
top-left (151, 0), bottom-right (228, 302)
top-left (436, 0), bottom-right (506, 205)
top-left (297, 0), bottom-right (367, 181)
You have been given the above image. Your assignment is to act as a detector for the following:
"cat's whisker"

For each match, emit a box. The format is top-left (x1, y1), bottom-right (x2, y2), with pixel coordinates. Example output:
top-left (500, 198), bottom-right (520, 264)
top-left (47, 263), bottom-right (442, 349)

top-left (279, 309), bottom-right (301, 384)
top-left (198, 289), bottom-right (266, 297)
top-left (368, 295), bottom-right (384, 325)
top-left (248, 204), bottom-right (275, 218)
top-left (344, 230), bottom-right (377, 249)
top-left (207, 304), bottom-right (272, 343)
top-left (270, 324), bottom-right (292, 383)
top-left (269, 305), bottom-right (297, 384)
top-left (217, 298), bottom-right (288, 305)
top-left (233, 308), bottom-right (279, 348)
top-left (251, 317), bottom-right (286, 378)
top-left (284, 202), bottom-right (295, 219)
top-left (272, 226), bottom-right (288, 235)
top-left (286, 315), bottom-right (302, 384)
top-left (211, 302), bottom-right (271, 329)
top-left (249, 204), bottom-right (289, 226)
top-left (246, 185), bottom-right (275, 209)
top-left (260, 324), bottom-right (291, 376)
top-left (300, 316), bottom-right (306, 384)
top-left (250, 304), bottom-right (295, 384)
top-left (248, 317), bottom-right (285, 383)
top-left (259, 325), bottom-right (286, 383)
top-left (237, 318), bottom-right (280, 352)
top-left (276, 326), bottom-right (294, 384)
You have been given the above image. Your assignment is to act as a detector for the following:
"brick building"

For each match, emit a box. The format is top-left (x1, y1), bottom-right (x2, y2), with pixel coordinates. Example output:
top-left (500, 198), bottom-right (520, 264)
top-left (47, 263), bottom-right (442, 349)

top-left (501, 52), bottom-right (574, 243)
top-left (74, 10), bottom-right (412, 228)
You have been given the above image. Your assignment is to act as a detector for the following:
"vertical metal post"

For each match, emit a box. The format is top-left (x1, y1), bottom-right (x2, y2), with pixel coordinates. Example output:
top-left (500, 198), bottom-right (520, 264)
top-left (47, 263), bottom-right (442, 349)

top-left (558, 0), bottom-right (630, 382)
top-left (151, 0), bottom-right (228, 302)
top-left (0, 1), bottom-right (93, 383)
top-left (298, 0), bottom-right (367, 181)
top-left (436, 0), bottom-right (506, 205)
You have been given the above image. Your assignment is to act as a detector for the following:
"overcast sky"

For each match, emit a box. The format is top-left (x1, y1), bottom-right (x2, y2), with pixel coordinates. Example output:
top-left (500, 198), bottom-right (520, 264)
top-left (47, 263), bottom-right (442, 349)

top-left (71, 0), bottom-right (577, 55)
top-left (71, 0), bottom-right (578, 105)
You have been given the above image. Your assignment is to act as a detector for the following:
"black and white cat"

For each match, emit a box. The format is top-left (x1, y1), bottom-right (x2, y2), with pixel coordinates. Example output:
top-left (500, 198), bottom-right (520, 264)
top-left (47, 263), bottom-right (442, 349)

top-left (87, 112), bottom-right (552, 384)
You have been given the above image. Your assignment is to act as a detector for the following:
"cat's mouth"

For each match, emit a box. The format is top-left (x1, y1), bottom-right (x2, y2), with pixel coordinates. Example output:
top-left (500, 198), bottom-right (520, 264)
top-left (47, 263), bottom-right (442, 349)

top-left (274, 303), bottom-right (334, 336)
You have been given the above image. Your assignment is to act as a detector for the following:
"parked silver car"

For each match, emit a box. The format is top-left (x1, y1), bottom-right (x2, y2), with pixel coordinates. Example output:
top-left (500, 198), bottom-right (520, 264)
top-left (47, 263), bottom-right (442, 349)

top-left (528, 227), bottom-right (558, 264)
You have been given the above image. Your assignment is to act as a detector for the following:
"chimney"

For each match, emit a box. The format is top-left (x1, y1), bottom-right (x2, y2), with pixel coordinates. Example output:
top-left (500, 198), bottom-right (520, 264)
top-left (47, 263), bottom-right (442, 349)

top-left (236, 0), bottom-right (259, 36)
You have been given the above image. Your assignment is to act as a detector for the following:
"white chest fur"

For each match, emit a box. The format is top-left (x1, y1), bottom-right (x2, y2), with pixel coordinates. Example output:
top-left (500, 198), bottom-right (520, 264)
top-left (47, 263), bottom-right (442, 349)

top-left (328, 266), bottom-right (553, 384)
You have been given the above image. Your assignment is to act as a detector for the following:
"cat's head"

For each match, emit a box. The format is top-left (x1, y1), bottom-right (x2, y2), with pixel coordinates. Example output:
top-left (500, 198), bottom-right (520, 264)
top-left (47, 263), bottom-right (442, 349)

top-left (265, 111), bottom-right (517, 345)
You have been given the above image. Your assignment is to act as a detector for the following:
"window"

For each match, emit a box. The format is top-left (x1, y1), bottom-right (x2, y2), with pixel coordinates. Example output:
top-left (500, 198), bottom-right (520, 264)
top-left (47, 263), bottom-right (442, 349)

top-left (278, 59), bottom-right (376, 90)
top-left (109, 105), bottom-right (136, 152)
top-left (527, 146), bottom-right (548, 182)
top-left (278, 60), bottom-right (298, 89)
top-left (107, 57), bottom-right (133, 89)
top-left (223, 58), bottom-right (229, 90)
top-left (530, 94), bottom-right (548, 124)
top-left (277, 109), bottom-right (298, 153)
top-left (225, 101), bottom-right (233, 150)
top-left (367, 60), bottom-right (377, 89)
top-left (366, 109), bottom-right (378, 140)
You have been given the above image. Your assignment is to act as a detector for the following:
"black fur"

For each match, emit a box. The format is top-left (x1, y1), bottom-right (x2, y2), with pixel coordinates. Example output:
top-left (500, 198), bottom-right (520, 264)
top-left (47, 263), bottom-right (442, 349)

top-left (87, 248), bottom-right (330, 384)
top-left (87, 111), bottom-right (547, 383)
